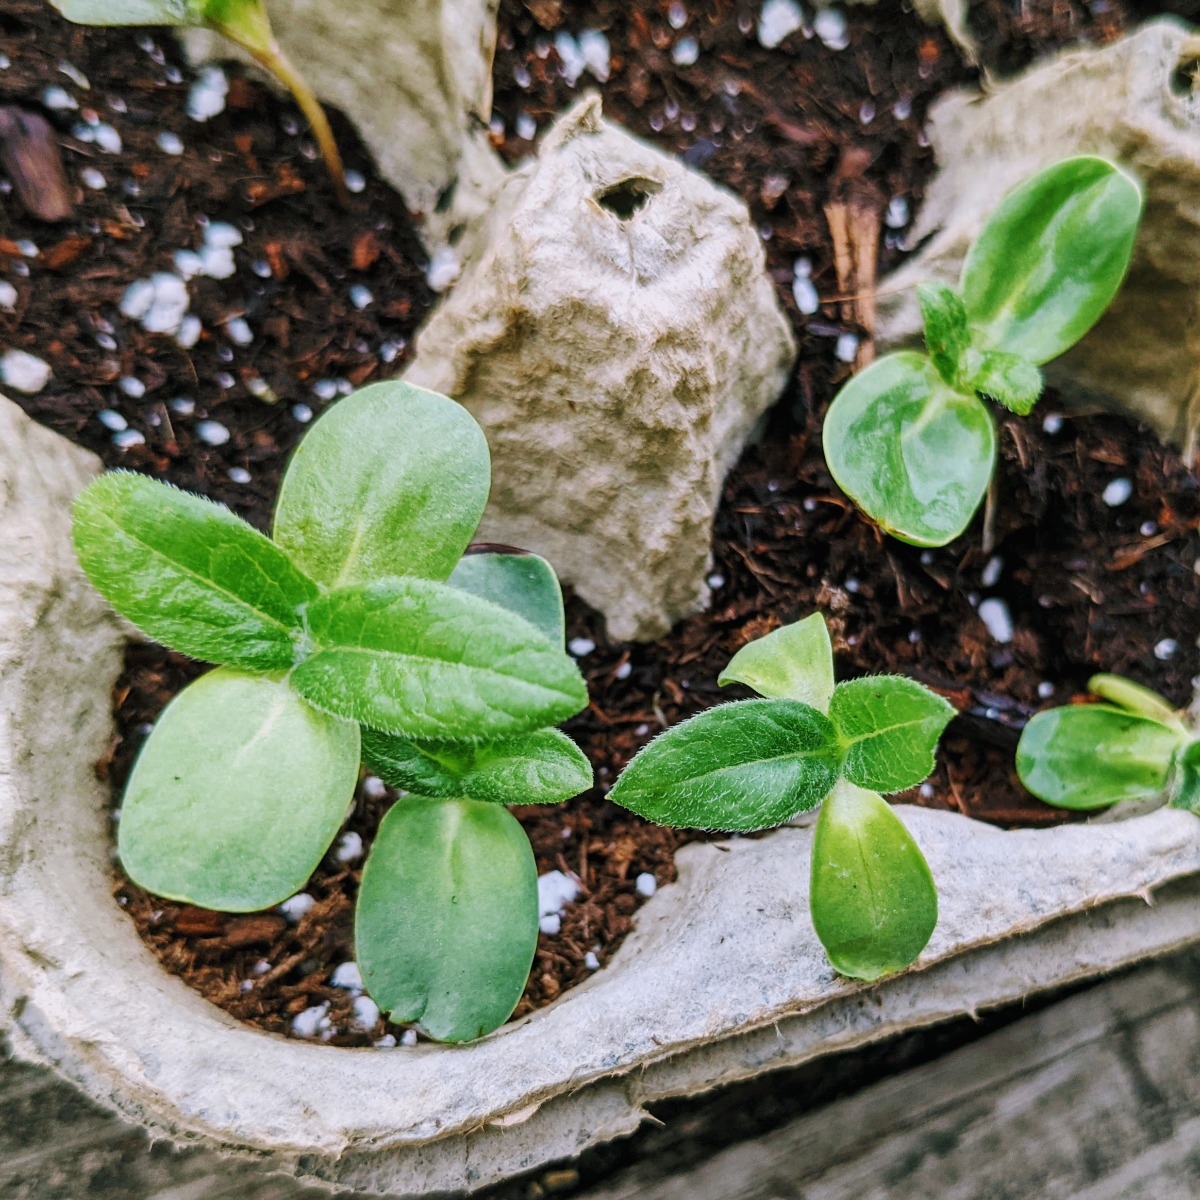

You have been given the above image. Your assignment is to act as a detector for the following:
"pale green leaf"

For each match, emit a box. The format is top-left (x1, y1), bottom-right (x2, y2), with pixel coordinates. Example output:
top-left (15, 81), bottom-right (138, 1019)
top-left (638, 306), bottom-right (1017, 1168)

top-left (1171, 741), bottom-right (1200, 815)
top-left (961, 156), bottom-right (1142, 365)
top-left (292, 577), bottom-right (588, 739)
top-left (607, 699), bottom-right (843, 831)
top-left (448, 551), bottom-right (565, 647)
top-left (718, 613), bottom-right (835, 712)
top-left (1016, 704), bottom-right (1185, 810)
top-left (361, 727), bottom-right (592, 806)
top-left (50, 0), bottom-right (203, 26)
top-left (918, 281), bottom-right (970, 387)
top-left (810, 779), bottom-right (938, 981)
top-left (1088, 673), bottom-right (1184, 729)
top-left (118, 669), bottom-right (360, 911)
top-left (823, 352), bottom-right (996, 547)
top-left (969, 351), bottom-right (1044, 416)
top-left (73, 471), bottom-right (316, 670)
top-left (356, 797), bottom-right (538, 1043)
top-left (273, 381), bottom-right (490, 589)
top-left (829, 676), bottom-right (955, 793)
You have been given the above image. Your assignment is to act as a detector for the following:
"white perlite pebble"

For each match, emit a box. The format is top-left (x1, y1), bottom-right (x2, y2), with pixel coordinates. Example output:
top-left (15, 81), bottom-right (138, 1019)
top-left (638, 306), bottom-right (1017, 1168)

top-left (228, 467), bottom-right (251, 484)
top-left (568, 637), bottom-right (596, 657)
top-left (978, 597), bottom-right (1014, 644)
top-left (813, 8), bottom-right (849, 50)
top-left (197, 420), bottom-right (231, 446)
top-left (173, 249), bottom-right (204, 280)
top-left (539, 914), bottom-right (562, 936)
top-left (792, 257), bottom-right (819, 315)
top-left (279, 893), bottom-right (315, 922)
top-left (176, 315), bottom-right (202, 349)
top-left (199, 244), bottom-right (236, 280)
top-left (156, 130), bottom-right (184, 155)
top-left (885, 196), bottom-right (910, 229)
top-left (352, 996), bottom-right (381, 1031)
top-left (205, 222), bottom-right (244, 249)
top-left (554, 32), bottom-right (587, 86)
top-left (672, 37), bottom-right (699, 66)
top-left (981, 556), bottom-right (1003, 588)
top-left (1155, 638), bottom-right (1178, 661)
top-left (345, 169), bottom-right (366, 194)
top-left (426, 244), bottom-right (461, 292)
top-left (81, 166), bottom-right (106, 190)
top-left (584, 951), bottom-right (601, 970)
top-left (401, 1029), bottom-right (418, 1047)
top-left (615, 661), bottom-right (633, 681)
top-left (635, 872), bottom-right (658, 898)
top-left (331, 961), bottom-right (364, 990)
top-left (579, 30), bottom-right (612, 82)
top-left (291, 1004), bottom-right (329, 1038)
top-left (1103, 478), bottom-right (1133, 507)
top-left (119, 376), bottom-right (145, 398)
top-left (0, 281), bottom-right (17, 310)
top-left (1043, 413), bottom-right (1063, 434)
top-left (225, 317), bottom-right (253, 346)
top-left (758, 0), bottom-right (804, 48)
top-left (374, 1034), bottom-right (397, 1048)
top-left (0, 350), bottom-right (51, 394)
top-left (835, 333), bottom-right (859, 363)
top-left (121, 273), bottom-right (190, 336)
top-left (1038, 681), bottom-right (1055, 699)
top-left (362, 775), bottom-right (387, 801)
top-left (113, 430), bottom-right (145, 450)
top-left (538, 870), bottom-right (579, 918)
top-left (292, 403), bottom-right (313, 423)
top-left (42, 85), bottom-right (77, 111)
top-left (335, 831), bottom-right (364, 863)
top-left (98, 409), bottom-right (127, 432)
top-left (515, 113), bottom-right (537, 141)
top-left (58, 60), bottom-right (89, 88)
top-left (349, 284), bottom-right (374, 310)
top-left (187, 65), bottom-right (228, 122)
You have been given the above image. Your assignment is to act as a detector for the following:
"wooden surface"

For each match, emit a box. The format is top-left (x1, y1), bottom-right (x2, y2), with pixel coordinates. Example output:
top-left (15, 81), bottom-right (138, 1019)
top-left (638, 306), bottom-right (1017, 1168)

top-left (5, 950), bottom-right (1200, 1199)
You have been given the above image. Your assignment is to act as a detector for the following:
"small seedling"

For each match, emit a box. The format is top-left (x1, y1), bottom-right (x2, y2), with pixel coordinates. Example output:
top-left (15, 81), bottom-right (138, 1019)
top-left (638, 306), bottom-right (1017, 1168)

top-left (1017, 673), bottom-right (1199, 814)
top-left (73, 381), bottom-right (592, 1042)
top-left (824, 156), bottom-right (1143, 546)
top-left (608, 615), bottom-right (955, 980)
top-left (50, 0), bottom-right (348, 202)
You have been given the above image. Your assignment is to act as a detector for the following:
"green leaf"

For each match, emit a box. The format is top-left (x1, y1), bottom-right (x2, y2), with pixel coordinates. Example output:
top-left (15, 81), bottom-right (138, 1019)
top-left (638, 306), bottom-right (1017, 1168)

top-left (1171, 741), bottom-right (1200, 815)
top-left (356, 797), bottom-right (538, 1043)
top-left (1016, 704), bottom-right (1185, 810)
top-left (273, 381), bottom-right (490, 589)
top-left (292, 577), bottom-right (588, 740)
top-left (448, 551), bottom-right (565, 647)
top-left (823, 352), bottom-right (996, 547)
top-left (50, 0), bottom-right (203, 25)
top-left (73, 471), bottom-right (316, 670)
top-left (969, 351), bottom-right (1044, 416)
top-left (830, 676), bottom-right (955, 793)
top-left (1088, 673), bottom-right (1184, 729)
top-left (718, 613), bottom-right (835, 711)
top-left (362, 727), bottom-right (592, 806)
top-left (961, 156), bottom-right (1143, 365)
top-left (118, 669), bottom-right (360, 911)
top-left (918, 281), bottom-right (971, 387)
top-left (810, 780), bottom-right (938, 981)
top-left (607, 699), bottom-right (843, 831)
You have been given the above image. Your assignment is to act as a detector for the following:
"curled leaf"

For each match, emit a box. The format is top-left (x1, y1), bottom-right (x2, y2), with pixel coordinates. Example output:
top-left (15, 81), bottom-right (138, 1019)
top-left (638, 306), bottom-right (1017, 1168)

top-left (718, 613), bottom-right (835, 711)
top-left (449, 551), bottom-right (566, 647)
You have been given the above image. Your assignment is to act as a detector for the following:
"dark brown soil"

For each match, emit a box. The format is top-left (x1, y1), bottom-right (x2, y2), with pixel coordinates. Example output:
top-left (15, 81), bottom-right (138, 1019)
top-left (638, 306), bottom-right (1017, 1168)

top-left (3, 0), bottom-right (1198, 1046)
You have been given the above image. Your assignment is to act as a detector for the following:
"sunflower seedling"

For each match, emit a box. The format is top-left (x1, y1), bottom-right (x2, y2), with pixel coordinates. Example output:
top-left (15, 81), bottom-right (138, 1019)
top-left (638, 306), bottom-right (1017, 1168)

top-left (608, 614), bottom-right (955, 980)
top-left (73, 381), bottom-right (591, 1042)
top-left (1017, 673), bottom-right (1199, 814)
top-left (824, 156), bottom-right (1143, 546)
top-left (49, 0), bottom-right (349, 202)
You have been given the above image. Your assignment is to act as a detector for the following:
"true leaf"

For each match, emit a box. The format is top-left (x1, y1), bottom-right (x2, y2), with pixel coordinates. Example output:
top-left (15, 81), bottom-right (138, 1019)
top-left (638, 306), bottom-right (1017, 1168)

top-left (718, 613), bottom-right (835, 711)
top-left (823, 352), bottom-right (996, 547)
top-left (273, 381), bottom-right (490, 589)
top-left (969, 350), bottom-right (1044, 416)
top-left (1088, 673), bottom-right (1184, 728)
top-left (73, 471), bottom-right (316, 670)
top-left (292, 577), bottom-right (588, 739)
top-left (362, 727), bottom-right (592, 806)
top-left (810, 779), bottom-right (938, 981)
top-left (118, 669), bottom-right (360, 911)
top-left (1016, 704), bottom-right (1186, 810)
top-left (1171, 741), bottom-right (1200, 815)
top-left (961, 156), bottom-right (1142, 365)
top-left (448, 551), bottom-right (565, 647)
top-left (50, 0), bottom-right (203, 25)
top-left (356, 797), bottom-right (538, 1043)
top-left (830, 676), bottom-right (956, 793)
top-left (607, 698), bottom-right (843, 831)
top-left (918, 281), bottom-right (971, 387)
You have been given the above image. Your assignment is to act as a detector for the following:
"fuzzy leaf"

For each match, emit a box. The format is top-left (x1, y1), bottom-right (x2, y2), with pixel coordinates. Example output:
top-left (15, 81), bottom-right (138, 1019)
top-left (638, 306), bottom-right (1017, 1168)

top-left (830, 676), bottom-right (956, 793)
top-left (50, 0), bottom-right (203, 25)
top-left (810, 780), bottom-right (938, 981)
top-left (362, 727), bottom-right (592, 806)
top-left (1016, 704), bottom-right (1185, 810)
top-left (356, 797), bottom-right (538, 1043)
top-left (823, 352), bottom-right (996, 547)
top-left (918, 281), bottom-right (971, 387)
top-left (607, 698), bottom-right (843, 831)
top-left (292, 577), bottom-right (588, 740)
top-left (449, 551), bottom-right (565, 647)
top-left (961, 156), bottom-right (1142, 365)
top-left (118, 669), bottom-right (360, 910)
top-left (969, 351), bottom-right (1044, 416)
top-left (273, 381), bottom-right (490, 589)
top-left (718, 613), bottom-right (835, 711)
top-left (73, 471), bottom-right (316, 670)
top-left (1088, 673), bottom-right (1184, 727)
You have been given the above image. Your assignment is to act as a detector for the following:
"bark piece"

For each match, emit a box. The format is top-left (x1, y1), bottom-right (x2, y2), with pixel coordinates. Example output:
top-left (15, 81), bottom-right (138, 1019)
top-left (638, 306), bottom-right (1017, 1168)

top-left (0, 106), bottom-right (73, 223)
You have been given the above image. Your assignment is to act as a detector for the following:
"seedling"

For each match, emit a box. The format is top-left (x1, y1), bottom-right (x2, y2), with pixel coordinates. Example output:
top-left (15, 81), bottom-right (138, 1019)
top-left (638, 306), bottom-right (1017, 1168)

top-left (1017, 673), bottom-right (1199, 814)
top-left (608, 615), bottom-right (955, 980)
top-left (824, 156), bottom-right (1143, 547)
top-left (73, 381), bottom-right (592, 1042)
top-left (50, 0), bottom-right (348, 202)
